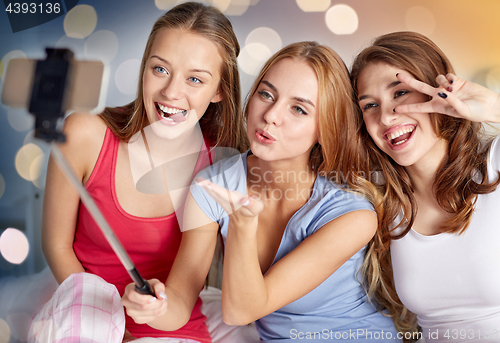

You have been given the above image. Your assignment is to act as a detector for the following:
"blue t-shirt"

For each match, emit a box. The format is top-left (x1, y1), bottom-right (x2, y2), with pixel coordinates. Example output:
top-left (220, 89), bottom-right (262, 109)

top-left (190, 151), bottom-right (400, 342)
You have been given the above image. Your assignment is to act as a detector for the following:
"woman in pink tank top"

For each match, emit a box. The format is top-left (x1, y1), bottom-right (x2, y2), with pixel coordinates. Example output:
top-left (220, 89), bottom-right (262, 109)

top-left (35, 2), bottom-right (248, 342)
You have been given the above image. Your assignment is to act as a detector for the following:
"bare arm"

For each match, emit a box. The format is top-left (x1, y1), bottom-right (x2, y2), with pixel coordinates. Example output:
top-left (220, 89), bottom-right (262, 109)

top-left (223, 208), bottom-right (376, 325)
top-left (42, 113), bottom-right (106, 284)
top-left (197, 180), bottom-right (377, 325)
top-left (121, 191), bottom-right (219, 330)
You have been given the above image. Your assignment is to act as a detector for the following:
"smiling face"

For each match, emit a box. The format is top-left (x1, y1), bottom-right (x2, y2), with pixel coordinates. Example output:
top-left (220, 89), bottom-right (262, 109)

top-left (142, 28), bottom-right (223, 140)
top-left (246, 58), bottom-right (319, 164)
top-left (357, 62), bottom-right (446, 168)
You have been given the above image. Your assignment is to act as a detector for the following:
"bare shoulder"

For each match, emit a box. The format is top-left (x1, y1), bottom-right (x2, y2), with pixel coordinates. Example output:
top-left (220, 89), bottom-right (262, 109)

top-left (63, 112), bottom-right (107, 141)
top-left (58, 112), bottom-right (109, 180)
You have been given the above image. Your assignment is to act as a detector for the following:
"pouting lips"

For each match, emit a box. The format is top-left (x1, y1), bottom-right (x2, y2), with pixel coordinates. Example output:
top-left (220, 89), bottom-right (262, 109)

top-left (256, 128), bottom-right (276, 142)
top-left (156, 103), bottom-right (187, 123)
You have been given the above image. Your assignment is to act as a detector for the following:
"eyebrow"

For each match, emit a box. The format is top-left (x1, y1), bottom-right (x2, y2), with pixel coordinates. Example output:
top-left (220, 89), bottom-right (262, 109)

top-left (262, 80), bottom-right (277, 93)
top-left (358, 80), bottom-right (401, 101)
top-left (150, 55), bottom-right (213, 77)
top-left (261, 80), bottom-right (315, 107)
top-left (387, 80), bottom-right (401, 89)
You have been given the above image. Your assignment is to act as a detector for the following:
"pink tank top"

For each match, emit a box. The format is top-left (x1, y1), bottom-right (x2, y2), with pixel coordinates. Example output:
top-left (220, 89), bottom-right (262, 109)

top-left (73, 127), bottom-right (212, 342)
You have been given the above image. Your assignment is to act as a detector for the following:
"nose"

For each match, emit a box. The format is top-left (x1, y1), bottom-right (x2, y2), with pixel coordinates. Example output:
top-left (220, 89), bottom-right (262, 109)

top-left (379, 104), bottom-right (398, 126)
top-left (262, 102), bottom-right (283, 126)
top-left (160, 74), bottom-right (183, 100)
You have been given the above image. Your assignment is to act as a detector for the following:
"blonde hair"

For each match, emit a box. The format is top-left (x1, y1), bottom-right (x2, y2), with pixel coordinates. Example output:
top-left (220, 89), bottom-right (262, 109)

top-left (245, 42), bottom-right (377, 197)
top-left (351, 31), bottom-right (500, 338)
top-left (100, 2), bottom-right (248, 151)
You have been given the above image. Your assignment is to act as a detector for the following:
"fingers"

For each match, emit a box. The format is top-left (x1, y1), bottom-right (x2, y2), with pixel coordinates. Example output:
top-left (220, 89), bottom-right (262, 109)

top-left (394, 101), bottom-right (435, 115)
top-left (446, 73), bottom-right (466, 89)
top-left (239, 194), bottom-right (265, 216)
top-left (121, 280), bottom-right (168, 324)
top-left (398, 72), bottom-right (462, 98)
top-left (436, 75), bottom-right (452, 92)
top-left (395, 72), bottom-right (484, 120)
top-left (195, 178), bottom-right (264, 217)
top-left (445, 73), bottom-right (455, 84)
top-left (396, 73), bottom-right (435, 96)
top-left (395, 90), bottom-right (467, 119)
top-left (150, 279), bottom-right (167, 301)
top-left (436, 91), bottom-right (470, 118)
top-left (195, 178), bottom-right (245, 215)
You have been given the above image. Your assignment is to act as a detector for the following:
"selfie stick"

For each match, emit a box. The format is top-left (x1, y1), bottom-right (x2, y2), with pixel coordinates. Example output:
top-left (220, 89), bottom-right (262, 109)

top-left (29, 48), bottom-right (155, 296)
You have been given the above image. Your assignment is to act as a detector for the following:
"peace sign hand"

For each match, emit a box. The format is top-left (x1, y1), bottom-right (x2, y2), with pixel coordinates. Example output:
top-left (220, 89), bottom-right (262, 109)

top-left (394, 72), bottom-right (500, 123)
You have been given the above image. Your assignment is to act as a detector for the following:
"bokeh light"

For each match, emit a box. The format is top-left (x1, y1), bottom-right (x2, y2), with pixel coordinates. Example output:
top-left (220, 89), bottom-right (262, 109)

top-left (0, 173), bottom-right (5, 201)
top-left (23, 130), bottom-right (36, 145)
top-left (325, 4), bottom-right (358, 35)
top-left (211, 0), bottom-right (231, 12)
top-left (63, 5), bottom-right (98, 39)
top-left (238, 43), bottom-right (272, 76)
top-left (1, 50), bottom-right (27, 80)
top-left (56, 36), bottom-right (86, 58)
top-left (297, 0), bottom-right (330, 12)
top-left (7, 108), bottom-right (34, 132)
top-left (84, 30), bottom-right (119, 64)
top-left (405, 6), bottom-right (435, 36)
top-left (114, 59), bottom-right (141, 96)
top-left (0, 228), bottom-right (30, 264)
top-left (245, 27), bottom-right (282, 56)
top-left (0, 318), bottom-right (10, 343)
top-left (31, 153), bottom-right (48, 190)
top-left (224, 0), bottom-right (250, 16)
top-left (154, 0), bottom-right (181, 10)
top-left (15, 143), bottom-right (44, 181)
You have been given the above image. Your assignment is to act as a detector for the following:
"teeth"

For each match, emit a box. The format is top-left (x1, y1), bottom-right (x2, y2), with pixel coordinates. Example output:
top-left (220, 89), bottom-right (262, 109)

top-left (387, 126), bottom-right (415, 140)
top-left (393, 139), bottom-right (408, 146)
top-left (158, 103), bottom-right (185, 115)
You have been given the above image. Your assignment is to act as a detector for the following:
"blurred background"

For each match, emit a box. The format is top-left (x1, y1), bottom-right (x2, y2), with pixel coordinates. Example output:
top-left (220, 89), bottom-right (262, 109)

top-left (1, 0), bottom-right (500, 278)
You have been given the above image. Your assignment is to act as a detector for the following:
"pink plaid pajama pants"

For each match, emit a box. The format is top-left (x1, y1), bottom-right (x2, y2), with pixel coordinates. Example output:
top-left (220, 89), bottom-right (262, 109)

top-left (27, 273), bottom-right (200, 343)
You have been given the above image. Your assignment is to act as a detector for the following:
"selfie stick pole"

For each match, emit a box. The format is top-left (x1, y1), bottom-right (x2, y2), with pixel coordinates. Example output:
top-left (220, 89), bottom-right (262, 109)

top-left (30, 48), bottom-right (155, 296)
top-left (50, 145), bottom-right (155, 296)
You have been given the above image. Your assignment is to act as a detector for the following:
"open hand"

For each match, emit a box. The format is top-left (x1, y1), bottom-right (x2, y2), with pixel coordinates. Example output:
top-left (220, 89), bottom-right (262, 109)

top-left (395, 72), bottom-right (500, 123)
top-left (195, 178), bottom-right (264, 219)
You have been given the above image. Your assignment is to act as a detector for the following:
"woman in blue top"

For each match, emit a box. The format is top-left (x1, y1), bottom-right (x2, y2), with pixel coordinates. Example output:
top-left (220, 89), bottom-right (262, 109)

top-left (190, 42), bottom-right (401, 342)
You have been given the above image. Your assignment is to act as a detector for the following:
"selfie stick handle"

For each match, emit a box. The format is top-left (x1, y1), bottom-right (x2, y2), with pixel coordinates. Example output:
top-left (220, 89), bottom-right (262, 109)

top-left (51, 143), bottom-right (155, 297)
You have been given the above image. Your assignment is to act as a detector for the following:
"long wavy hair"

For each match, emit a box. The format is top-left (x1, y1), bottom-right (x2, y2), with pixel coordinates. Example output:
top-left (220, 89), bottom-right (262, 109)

top-left (350, 31), bottom-right (500, 337)
top-left (99, 2), bottom-right (248, 151)
top-left (243, 41), bottom-right (379, 204)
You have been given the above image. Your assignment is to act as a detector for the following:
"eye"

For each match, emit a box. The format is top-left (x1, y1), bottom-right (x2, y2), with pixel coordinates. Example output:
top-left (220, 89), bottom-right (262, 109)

top-left (188, 76), bottom-right (202, 84)
top-left (361, 102), bottom-right (378, 111)
top-left (292, 105), bottom-right (307, 115)
top-left (394, 90), bottom-right (409, 98)
top-left (153, 66), bottom-right (167, 74)
top-left (257, 90), bottom-right (273, 101)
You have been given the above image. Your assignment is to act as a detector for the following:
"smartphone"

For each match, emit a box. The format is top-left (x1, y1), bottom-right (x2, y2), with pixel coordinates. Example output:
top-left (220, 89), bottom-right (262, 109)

top-left (1, 56), bottom-right (106, 113)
